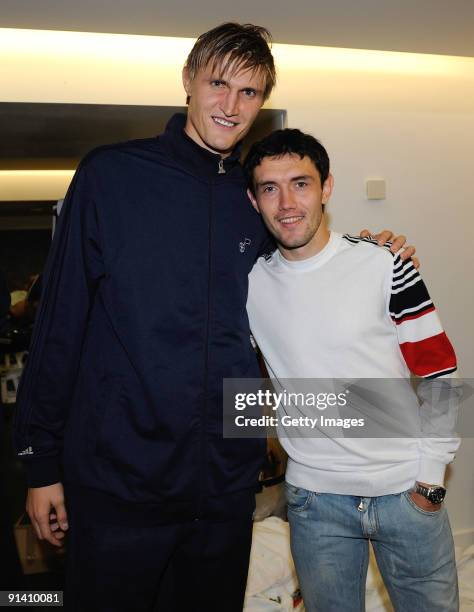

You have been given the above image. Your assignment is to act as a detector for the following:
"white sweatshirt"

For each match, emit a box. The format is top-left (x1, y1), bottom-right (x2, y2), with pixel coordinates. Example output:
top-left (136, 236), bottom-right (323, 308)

top-left (247, 231), bottom-right (459, 496)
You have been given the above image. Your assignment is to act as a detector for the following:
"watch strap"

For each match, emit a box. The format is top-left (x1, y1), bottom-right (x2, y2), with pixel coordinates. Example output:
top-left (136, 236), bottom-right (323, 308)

top-left (414, 483), bottom-right (446, 503)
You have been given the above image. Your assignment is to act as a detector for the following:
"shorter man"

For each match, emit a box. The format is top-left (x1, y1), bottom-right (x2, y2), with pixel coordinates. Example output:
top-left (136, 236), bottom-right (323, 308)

top-left (243, 129), bottom-right (460, 611)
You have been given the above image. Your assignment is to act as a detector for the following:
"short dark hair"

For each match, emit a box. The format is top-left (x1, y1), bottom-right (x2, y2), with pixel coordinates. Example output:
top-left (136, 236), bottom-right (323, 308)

top-left (184, 22), bottom-right (276, 101)
top-left (243, 129), bottom-right (330, 195)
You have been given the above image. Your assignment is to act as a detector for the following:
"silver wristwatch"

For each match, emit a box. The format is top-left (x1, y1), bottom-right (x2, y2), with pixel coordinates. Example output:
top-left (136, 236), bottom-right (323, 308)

top-left (414, 483), bottom-right (446, 504)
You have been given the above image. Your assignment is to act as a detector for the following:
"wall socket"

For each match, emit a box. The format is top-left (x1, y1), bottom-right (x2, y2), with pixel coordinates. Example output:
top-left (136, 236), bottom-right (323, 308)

top-left (366, 179), bottom-right (386, 200)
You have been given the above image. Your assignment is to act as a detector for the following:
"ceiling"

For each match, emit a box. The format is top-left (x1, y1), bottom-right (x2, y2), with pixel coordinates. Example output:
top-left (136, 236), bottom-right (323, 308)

top-left (1, 0), bottom-right (474, 58)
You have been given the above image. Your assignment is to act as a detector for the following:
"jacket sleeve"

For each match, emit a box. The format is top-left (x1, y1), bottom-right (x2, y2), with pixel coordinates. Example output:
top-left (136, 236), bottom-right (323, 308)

top-left (13, 158), bottom-right (105, 487)
top-left (388, 252), bottom-right (461, 486)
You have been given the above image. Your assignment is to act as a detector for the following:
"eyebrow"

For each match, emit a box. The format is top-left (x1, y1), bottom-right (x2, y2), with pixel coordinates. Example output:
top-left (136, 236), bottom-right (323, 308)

top-left (290, 175), bottom-right (313, 182)
top-left (256, 175), bottom-right (314, 187)
top-left (209, 76), bottom-right (263, 94)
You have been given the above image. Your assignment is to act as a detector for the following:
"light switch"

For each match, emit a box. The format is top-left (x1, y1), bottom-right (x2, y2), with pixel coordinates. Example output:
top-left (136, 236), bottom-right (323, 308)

top-left (366, 179), bottom-right (386, 200)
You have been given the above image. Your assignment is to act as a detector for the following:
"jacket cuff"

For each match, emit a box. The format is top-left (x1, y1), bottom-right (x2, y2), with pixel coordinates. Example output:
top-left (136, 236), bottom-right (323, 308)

top-left (25, 456), bottom-right (62, 488)
top-left (416, 457), bottom-right (447, 486)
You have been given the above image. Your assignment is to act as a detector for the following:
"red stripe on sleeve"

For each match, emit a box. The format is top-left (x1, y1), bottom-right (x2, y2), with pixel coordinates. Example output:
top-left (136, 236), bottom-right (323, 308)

top-left (399, 332), bottom-right (457, 377)
top-left (392, 305), bottom-right (436, 325)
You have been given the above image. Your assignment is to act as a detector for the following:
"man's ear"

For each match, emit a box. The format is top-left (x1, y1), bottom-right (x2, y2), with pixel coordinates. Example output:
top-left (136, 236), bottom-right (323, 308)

top-left (247, 188), bottom-right (260, 213)
top-left (322, 173), bottom-right (334, 205)
top-left (182, 66), bottom-right (192, 96)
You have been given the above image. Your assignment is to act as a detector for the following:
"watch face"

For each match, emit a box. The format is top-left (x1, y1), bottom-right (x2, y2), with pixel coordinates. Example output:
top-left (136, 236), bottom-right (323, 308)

top-left (428, 487), bottom-right (446, 504)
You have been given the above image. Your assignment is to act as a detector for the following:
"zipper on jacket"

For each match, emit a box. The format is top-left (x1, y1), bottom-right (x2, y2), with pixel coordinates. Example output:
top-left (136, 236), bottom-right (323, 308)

top-left (196, 159), bottom-right (225, 517)
top-left (196, 181), bottom-right (213, 519)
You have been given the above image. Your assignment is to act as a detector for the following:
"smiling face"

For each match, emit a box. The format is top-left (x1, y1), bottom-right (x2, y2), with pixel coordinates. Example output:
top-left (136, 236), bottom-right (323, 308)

top-left (182, 60), bottom-right (266, 157)
top-left (248, 154), bottom-right (334, 261)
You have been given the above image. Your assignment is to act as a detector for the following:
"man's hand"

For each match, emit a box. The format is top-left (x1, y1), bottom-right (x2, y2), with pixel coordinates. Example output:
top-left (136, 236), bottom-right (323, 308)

top-left (409, 481), bottom-right (443, 512)
top-left (26, 483), bottom-right (69, 547)
top-left (409, 489), bottom-right (442, 512)
top-left (359, 229), bottom-right (420, 269)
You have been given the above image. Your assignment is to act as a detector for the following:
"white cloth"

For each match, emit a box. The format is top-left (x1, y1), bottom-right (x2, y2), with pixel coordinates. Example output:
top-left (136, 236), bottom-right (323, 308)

top-left (244, 517), bottom-right (302, 611)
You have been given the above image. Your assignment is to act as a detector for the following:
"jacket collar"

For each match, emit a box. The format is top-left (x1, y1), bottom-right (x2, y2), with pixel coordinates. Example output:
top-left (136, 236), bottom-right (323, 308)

top-left (159, 113), bottom-right (242, 179)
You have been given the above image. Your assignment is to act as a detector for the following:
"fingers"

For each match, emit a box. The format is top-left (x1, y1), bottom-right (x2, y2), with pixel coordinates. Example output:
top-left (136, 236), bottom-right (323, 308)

top-left (49, 512), bottom-right (59, 534)
top-left (26, 493), bottom-right (43, 540)
top-left (389, 234), bottom-right (407, 252)
top-left (54, 501), bottom-right (69, 531)
top-left (30, 516), bottom-right (43, 541)
top-left (26, 484), bottom-right (68, 548)
top-left (360, 230), bottom-right (395, 245)
top-left (36, 511), bottom-right (62, 547)
top-left (49, 514), bottom-right (66, 540)
top-left (358, 229), bottom-right (420, 267)
top-left (375, 230), bottom-right (395, 245)
top-left (399, 245), bottom-right (416, 261)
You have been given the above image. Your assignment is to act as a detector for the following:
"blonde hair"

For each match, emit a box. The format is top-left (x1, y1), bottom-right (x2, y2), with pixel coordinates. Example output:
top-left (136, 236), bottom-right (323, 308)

top-left (185, 22), bottom-right (276, 101)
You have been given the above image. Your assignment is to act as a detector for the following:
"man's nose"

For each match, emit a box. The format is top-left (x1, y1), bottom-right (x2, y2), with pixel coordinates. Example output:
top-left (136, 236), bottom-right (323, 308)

top-left (279, 189), bottom-right (296, 211)
top-left (220, 90), bottom-right (239, 117)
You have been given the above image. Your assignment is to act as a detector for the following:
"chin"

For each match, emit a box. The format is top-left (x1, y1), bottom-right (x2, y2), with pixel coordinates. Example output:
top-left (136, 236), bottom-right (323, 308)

top-left (279, 238), bottom-right (307, 250)
top-left (211, 131), bottom-right (245, 151)
top-left (214, 140), bottom-right (234, 152)
top-left (213, 141), bottom-right (238, 155)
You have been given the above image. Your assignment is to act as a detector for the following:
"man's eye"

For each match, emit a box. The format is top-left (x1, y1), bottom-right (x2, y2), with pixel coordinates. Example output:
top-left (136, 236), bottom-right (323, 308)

top-left (263, 185), bottom-right (276, 193)
top-left (296, 182), bottom-right (307, 188)
top-left (211, 80), bottom-right (225, 87)
top-left (243, 89), bottom-right (256, 98)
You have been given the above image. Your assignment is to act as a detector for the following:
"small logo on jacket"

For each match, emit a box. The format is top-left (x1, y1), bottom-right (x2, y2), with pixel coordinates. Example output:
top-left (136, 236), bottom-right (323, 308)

top-left (239, 238), bottom-right (251, 253)
top-left (18, 446), bottom-right (34, 456)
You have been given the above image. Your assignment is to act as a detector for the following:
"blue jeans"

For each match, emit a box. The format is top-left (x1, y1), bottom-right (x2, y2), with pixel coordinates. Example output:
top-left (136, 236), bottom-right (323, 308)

top-left (286, 482), bottom-right (459, 612)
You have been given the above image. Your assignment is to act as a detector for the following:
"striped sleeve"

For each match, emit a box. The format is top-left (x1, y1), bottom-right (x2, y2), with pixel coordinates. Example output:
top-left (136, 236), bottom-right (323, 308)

top-left (389, 253), bottom-right (457, 378)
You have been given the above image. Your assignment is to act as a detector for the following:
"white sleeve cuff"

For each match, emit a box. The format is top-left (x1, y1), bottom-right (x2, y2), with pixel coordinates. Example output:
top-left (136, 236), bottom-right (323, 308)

top-left (416, 457), bottom-right (447, 486)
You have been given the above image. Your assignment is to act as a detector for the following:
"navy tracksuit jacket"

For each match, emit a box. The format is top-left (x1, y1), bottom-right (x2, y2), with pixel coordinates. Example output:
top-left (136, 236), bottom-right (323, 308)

top-left (14, 114), bottom-right (271, 524)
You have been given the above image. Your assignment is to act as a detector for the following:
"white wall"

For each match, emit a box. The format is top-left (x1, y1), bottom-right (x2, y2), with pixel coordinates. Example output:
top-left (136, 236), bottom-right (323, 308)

top-left (2, 29), bottom-right (473, 534)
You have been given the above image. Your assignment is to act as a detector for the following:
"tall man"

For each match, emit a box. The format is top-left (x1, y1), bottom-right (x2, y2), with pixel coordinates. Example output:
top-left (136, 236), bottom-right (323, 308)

top-left (244, 129), bottom-right (459, 611)
top-left (14, 23), bottom-right (413, 611)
